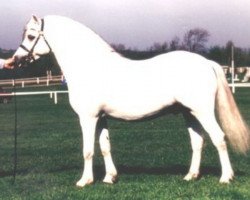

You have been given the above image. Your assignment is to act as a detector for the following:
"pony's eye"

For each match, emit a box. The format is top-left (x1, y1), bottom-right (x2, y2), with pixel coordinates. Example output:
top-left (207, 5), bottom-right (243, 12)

top-left (27, 35), bottom-right (35, 41)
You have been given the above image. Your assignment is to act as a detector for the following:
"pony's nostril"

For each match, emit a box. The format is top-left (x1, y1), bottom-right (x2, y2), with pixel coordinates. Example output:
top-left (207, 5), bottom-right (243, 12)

top-left (14, 55), bottom-right (19, 61)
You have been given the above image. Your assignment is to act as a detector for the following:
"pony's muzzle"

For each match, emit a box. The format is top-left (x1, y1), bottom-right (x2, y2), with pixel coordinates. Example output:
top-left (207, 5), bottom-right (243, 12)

top-left (13, 55), bottom-right (32, 68)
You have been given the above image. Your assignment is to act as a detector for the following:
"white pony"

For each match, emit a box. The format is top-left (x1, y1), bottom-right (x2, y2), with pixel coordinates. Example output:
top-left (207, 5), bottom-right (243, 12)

top-left (13, 15), bottom-right (249, 187)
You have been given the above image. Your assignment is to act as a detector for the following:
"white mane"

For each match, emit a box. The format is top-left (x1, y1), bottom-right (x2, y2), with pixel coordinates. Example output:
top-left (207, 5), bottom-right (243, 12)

top-left (44, 15), bottom-right (115, 56)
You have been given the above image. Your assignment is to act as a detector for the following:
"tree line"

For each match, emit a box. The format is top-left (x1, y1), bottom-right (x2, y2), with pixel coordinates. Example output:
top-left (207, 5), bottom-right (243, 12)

top-left (112, 28), bottom-right (250, 67)
top-left (0, 28), bottom-right (250, 79)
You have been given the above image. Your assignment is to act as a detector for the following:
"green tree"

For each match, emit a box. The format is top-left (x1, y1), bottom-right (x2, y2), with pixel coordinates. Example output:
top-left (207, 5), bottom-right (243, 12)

top-left (183, 28), bottom-right (210, 54)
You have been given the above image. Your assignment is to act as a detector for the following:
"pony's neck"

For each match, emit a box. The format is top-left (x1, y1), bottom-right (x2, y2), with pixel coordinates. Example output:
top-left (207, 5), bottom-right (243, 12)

top-left (44, 15), bottom-right (116, 60)
top-left (43, 15), bottom-right (124, 83)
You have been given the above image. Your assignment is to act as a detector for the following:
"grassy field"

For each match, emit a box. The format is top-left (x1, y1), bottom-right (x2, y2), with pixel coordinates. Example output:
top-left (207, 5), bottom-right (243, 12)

top-left (0, 86), bottom-right (250, 199)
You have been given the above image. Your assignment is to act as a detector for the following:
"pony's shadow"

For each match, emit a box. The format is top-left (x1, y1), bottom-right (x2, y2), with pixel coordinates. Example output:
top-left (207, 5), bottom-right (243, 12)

top-left (0, 164), bottom-right (245, 180)
top-left (93, 164), bottom-right (245, 181)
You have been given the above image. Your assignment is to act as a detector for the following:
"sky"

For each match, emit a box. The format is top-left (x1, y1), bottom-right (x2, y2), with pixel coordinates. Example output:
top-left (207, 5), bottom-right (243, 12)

top-left (0, 0), bottom-right (250, 50)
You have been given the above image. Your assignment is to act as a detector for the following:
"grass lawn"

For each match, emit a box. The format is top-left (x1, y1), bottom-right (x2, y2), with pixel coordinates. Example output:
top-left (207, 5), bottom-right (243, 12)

top-left (0, 86), bottom-right (250, 199)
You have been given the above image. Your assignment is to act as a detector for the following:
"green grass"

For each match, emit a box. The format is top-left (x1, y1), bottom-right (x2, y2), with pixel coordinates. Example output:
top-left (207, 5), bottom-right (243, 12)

top-left (0, 86), bottom-right (250, 199)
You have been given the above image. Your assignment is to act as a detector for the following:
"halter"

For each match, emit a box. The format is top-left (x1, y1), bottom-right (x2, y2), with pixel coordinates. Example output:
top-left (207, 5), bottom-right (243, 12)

top-left (18, 19), bottom-right (52, 66)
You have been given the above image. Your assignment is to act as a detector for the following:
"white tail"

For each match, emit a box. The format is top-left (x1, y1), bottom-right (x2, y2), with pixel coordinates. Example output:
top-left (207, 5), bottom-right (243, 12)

top-left (213, 62), bottom-right (250, 154)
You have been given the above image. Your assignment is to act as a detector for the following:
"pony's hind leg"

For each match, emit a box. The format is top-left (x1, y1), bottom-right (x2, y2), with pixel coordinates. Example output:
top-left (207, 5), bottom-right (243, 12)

top-left (192, 111), bottom-right (234, 183)
top-left (183, 112), bottom-right (204, 181)
top-left (98, 117), bottom-right (118, 184)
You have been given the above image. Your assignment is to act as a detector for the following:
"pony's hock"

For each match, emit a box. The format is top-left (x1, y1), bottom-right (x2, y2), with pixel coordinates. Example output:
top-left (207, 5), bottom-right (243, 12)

top-left (13, 15), bottom-right (250, 187)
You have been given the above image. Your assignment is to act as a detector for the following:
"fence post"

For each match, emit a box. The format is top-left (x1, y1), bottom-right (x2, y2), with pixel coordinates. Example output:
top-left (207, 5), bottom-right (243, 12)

top-left (54, 92), bottom-right (58, 104)
top-left (231, 45), bottom-right (235, 93)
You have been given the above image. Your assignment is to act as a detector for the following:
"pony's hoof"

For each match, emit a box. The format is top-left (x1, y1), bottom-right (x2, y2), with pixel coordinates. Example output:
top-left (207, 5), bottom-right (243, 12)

top-left (183, 172), bottom-right (199, 181)
top-left (76, 178), bottom-right (93, 188)
top-left (219, 172), bottom-right (234, 184)
top-left (219, 178), bottom-right (231, 184)
top-left (219, 175), bottom-right (233, 184)
top-left (103, 174), bottom-right (118, 184)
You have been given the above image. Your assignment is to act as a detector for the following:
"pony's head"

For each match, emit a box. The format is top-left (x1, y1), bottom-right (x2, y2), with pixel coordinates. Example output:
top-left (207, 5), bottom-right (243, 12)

top-left (13, 15), bottom-right (52, 67)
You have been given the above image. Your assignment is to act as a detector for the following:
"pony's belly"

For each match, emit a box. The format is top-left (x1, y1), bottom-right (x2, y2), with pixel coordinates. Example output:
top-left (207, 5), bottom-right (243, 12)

top-left (103, 99), bottom-right (175, 121)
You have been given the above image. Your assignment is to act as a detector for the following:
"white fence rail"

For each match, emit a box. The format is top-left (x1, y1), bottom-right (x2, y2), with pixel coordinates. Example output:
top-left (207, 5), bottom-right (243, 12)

top-left (0, 75), bottom-right (64, 88)
top-left (0, 73), bottom-right (249, 105)
top-left (0, 75), bottom-right (67, 104)
top-left (229, 83), bottom-right (250, 88)
top-left (0, 82), bottom-right (248, 105)
top-left (0, 90), bottom-right (68, 104)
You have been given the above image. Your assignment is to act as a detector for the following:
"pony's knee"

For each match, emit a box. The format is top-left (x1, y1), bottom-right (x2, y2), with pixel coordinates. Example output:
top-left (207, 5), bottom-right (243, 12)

top-left (84, 151), bottom-right (94, 160)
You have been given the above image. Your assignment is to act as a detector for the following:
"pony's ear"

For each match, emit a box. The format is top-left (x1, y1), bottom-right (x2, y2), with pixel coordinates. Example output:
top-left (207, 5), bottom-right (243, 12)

top-left (31, 15), bottom-right (39, 23)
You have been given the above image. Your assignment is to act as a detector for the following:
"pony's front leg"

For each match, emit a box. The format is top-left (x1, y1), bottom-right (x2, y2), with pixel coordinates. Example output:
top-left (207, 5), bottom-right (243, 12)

top-left (76, 116), bottom-right (98, 188)
top-left (98, 118), bottom-right (118, 184)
